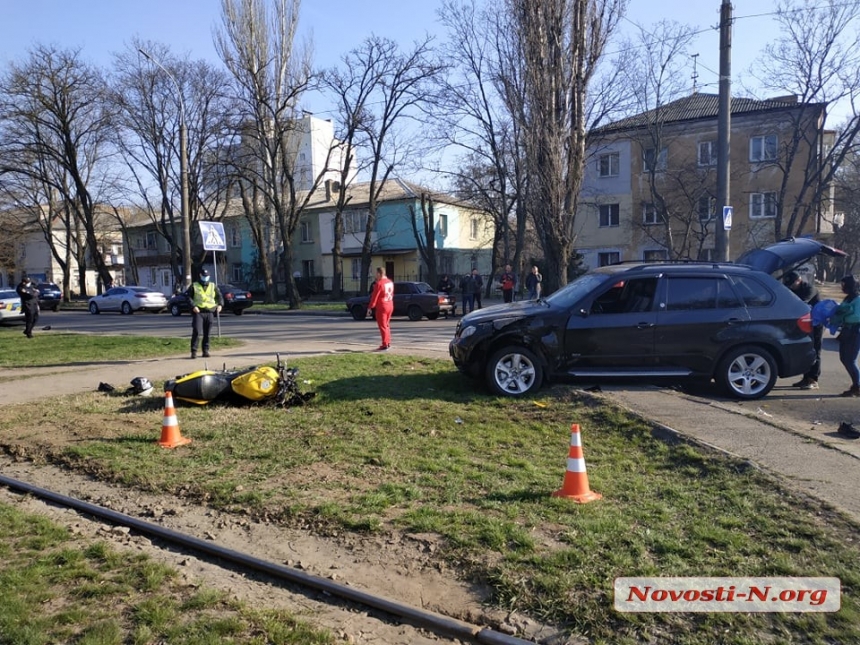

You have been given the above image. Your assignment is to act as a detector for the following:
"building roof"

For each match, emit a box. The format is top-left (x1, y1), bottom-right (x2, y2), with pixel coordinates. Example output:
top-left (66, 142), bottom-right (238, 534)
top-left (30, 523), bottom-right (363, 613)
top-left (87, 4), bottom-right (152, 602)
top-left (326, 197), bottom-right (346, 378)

top-left (594, 93), bottom-right (825, 134)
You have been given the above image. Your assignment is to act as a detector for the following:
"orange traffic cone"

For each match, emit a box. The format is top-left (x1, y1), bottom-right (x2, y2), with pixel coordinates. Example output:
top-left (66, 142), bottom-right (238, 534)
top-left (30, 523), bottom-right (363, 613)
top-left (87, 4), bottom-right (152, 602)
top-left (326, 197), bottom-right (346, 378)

top-left (157, 391), bottom-right (191, 449)
top-left (552, 424), bottom-right (601, 503)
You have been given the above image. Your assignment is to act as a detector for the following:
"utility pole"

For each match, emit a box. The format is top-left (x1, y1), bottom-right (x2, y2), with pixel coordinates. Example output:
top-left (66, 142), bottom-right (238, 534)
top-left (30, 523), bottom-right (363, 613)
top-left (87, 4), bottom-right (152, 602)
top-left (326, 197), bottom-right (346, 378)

top-left (715, 0), bottom-right (733, 262)
top-left (139, 49), bottom-right (193, 289)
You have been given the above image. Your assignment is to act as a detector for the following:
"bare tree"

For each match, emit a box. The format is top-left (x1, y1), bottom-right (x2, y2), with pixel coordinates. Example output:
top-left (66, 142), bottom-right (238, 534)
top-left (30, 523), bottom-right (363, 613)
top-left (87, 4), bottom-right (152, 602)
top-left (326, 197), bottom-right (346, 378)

top-left (321, 45), bottom-right (380, 299)
top-left (511, 0), bottom-right (627, 294)
top-left (608, 20), bottom-right (702, 259)
top-left (0, 45), bottom-right (116, 294)
top-left (748, 0), bottom-right (860, 239)
top-left (408, 192), bottom-right (440, 285)
top-left (326, 36), bottom-right (443, 295)
top-left (110, 40), bottom-right (235, 290)
top-left (215, 0), bottom-right (334, 308)
top-left (434, 0), bottom-right (525, 293)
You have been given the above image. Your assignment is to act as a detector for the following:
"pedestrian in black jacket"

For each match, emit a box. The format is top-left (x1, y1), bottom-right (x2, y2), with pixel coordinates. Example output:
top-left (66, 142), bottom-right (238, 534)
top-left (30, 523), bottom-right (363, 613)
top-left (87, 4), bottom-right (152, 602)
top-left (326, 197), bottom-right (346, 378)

top-left (784, 271), bottom-right (821, 389)
top-left (16, 276), bottom-right (40, 338)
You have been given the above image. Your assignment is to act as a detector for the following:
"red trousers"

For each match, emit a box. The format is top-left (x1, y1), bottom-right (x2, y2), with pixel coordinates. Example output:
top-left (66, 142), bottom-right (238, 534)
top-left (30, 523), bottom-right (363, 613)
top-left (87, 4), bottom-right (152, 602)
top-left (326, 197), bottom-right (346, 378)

top-left (375, 305), bottom-right (393, 346)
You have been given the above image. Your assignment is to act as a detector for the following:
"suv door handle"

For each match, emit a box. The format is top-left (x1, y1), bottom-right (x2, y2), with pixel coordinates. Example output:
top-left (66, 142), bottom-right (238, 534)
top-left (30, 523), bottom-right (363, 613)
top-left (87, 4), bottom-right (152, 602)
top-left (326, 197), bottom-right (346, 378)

top-left (726, 318), bottom-right (744, 325)
top-left (636, 322), bottom-right (655, 329)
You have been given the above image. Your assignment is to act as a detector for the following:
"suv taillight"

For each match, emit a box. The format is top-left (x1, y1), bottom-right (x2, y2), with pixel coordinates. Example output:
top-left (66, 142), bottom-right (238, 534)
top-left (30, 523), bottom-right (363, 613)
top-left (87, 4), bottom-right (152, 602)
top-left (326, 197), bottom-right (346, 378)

top-left (797, 312), bottom-right (813, 334)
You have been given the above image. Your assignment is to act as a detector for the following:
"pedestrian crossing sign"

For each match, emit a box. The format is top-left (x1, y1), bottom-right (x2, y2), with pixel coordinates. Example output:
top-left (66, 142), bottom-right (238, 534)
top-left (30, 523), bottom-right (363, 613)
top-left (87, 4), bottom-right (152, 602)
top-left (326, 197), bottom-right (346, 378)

top-left (199, 221), bottom-right (227, 251)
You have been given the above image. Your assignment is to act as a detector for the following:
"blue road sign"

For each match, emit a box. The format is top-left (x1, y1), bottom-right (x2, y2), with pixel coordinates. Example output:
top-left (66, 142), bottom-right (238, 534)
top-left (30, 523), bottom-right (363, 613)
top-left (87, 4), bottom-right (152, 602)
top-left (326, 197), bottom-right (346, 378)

top-left (199, 221), bottom-right (227, 251)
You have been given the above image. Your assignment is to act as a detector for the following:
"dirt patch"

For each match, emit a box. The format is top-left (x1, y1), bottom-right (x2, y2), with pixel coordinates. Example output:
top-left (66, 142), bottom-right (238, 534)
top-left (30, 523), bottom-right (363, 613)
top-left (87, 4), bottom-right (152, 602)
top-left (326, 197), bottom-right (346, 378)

top-left (0, 454), bottom-right (569, 644)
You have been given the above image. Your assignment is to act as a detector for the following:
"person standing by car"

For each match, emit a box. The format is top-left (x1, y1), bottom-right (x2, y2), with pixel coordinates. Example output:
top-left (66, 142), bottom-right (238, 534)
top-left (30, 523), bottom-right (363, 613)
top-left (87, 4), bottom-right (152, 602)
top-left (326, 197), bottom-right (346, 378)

top-left (16, 276), bottom-right (40, 338)
top-left (459, 272), bottom-right (475, 315)
top-left (783, 271), bottom-right (821, 389)
top-left (437, 274), bottom-right (454, 317)
top-left (368, 267), bottom-right (394, 350)
top-left (437, 274), bottom-right (454, 296)
top-left (498, 264), bottom-right (517, 303)
top-left (833, 274), bottom-right (860, 397)
top-left (185, 269), bottom-right (223, 359)
top-left (525, 265), bottom-right (543, 300)
top-left (470, 268), bottom-right (484, 310)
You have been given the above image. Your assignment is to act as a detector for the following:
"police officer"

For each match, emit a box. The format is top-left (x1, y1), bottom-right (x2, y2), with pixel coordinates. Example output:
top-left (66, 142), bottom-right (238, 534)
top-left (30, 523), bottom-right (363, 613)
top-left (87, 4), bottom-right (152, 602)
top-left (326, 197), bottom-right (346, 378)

top-left (184, 269), bottom-right (223, 359)
top-left (16, 275), bottom-right (40, 338)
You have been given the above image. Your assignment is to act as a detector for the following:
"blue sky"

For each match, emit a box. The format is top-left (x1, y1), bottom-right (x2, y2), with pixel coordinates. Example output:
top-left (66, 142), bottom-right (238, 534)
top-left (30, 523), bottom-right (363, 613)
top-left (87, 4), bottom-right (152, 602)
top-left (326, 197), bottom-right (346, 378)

top-left (0, 0), bottom-right (787, 113)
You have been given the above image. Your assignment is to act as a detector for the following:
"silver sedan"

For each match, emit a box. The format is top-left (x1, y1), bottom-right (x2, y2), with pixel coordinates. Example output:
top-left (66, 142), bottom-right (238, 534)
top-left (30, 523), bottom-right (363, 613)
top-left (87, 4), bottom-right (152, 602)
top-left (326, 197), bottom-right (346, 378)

top-left (87, 286), bottom-right (168, 315)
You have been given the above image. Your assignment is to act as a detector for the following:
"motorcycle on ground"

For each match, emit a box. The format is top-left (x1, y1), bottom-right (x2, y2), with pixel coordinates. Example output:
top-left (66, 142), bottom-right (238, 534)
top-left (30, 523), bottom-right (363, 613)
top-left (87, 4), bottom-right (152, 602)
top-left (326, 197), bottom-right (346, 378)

top-left (164, 354), bottom-right (315, 408)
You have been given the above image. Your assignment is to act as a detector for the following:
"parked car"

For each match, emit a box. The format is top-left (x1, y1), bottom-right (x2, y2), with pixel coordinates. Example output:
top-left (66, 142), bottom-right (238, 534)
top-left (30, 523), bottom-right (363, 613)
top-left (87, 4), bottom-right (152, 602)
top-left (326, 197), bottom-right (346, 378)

top-left (450, 239), bottom-right (844, 400)
top-left (36, 282), bottom-right (62, 311)
top-left (167, 284), bottom-right (254, 316)
top-left (0, 290), bottom-right (25, 324)
top-left (346, 281), bottom-right (456, 321)
top-left (88, 286), bottom-right (168, 315)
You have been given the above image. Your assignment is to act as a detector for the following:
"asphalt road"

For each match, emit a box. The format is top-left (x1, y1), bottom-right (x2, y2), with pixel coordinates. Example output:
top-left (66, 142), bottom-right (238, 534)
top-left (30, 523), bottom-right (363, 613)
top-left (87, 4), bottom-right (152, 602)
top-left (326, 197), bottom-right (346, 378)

top-left (8, 306), bottom-right (860, 522)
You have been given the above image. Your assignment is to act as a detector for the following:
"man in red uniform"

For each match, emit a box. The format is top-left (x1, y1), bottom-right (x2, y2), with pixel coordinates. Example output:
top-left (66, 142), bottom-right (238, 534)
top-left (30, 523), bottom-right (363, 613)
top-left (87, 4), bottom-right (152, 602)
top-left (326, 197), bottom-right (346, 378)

top-left (368, 266), bottom-right (394, 350)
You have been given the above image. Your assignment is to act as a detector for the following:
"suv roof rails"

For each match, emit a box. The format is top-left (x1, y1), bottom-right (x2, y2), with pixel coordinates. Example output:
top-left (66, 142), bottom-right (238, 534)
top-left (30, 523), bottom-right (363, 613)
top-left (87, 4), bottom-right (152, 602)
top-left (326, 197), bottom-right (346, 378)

top-left (608, 260), bottom-right (740, 270)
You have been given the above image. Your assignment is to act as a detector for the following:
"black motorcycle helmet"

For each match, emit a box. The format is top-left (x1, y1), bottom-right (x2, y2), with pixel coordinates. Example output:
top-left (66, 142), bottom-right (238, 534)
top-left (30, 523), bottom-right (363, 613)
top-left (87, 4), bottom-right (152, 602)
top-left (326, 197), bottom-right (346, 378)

top-left (130, 377), bottom-right (153, 395)
top-left (841, 274), bottom-right (859, 297)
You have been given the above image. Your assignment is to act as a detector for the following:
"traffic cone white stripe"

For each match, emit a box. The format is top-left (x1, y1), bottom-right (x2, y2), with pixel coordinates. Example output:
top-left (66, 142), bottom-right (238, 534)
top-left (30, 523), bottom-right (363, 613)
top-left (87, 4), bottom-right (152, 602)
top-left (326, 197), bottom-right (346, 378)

top-left (569, 432), bottom-right (582, 447)
top-left (566, 457), bottom-right (587, 473)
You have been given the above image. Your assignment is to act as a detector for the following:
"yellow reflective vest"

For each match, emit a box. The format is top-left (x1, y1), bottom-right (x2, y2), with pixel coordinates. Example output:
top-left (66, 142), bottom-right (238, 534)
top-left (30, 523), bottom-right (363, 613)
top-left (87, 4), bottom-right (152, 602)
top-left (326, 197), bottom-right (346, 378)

top-left (191, 282), bottom-right (218, 310)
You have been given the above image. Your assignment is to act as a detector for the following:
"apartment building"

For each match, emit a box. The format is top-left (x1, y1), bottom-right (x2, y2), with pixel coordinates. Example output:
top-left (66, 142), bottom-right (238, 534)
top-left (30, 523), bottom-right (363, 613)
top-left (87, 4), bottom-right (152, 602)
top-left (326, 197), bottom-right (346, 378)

top-left (577, 93), bottom-right (836, 269)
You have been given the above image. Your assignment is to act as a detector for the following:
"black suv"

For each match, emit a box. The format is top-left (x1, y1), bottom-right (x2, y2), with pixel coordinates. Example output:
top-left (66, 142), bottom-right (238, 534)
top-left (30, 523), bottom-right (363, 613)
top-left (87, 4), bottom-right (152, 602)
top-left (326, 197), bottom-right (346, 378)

top-left (450, 239), bottom-right (842, 400)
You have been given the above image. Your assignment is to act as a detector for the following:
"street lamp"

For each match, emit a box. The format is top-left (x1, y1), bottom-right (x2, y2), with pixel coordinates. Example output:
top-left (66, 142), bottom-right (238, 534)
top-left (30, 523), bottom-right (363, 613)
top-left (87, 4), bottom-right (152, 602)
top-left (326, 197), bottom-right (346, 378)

top-left (139, 48), bottom-right (192, 288)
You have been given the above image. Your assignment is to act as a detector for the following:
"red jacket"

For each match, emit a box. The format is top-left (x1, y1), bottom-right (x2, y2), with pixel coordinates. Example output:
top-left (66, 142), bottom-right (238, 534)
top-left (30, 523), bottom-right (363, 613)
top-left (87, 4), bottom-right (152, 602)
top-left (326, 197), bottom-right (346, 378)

top-left (369, 277), bottom-right (394, 310)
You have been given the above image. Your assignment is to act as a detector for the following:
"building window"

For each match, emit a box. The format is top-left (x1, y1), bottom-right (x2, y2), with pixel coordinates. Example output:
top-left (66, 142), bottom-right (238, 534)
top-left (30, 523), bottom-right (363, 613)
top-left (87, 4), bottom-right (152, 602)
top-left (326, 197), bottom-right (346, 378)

top-left (697, 195), bottom-right (715, 221)
top-left (642, 203), bottom-right (662, 225)
top-left (229, 225), bottom-right (241, 248)
top-left (643, 249), bottom-right (668, 262)
top-left (598, 251), bottom-right (620, 266)
top-left (231, 263), bottom-right (243, 283)
top-left (345, 210), bottom-right (368, 234)
top-left (642, 146), bottom-right (667, 172)
top-left (302, 260), bottom-right (314, 277)
top-left (598, 152), bottom-right (619, 177)
top-left (750, 192), bottom-right (778, 218)
top-left (698, 141), bottom-right (716, 166)
top-left (438, 214), bottom-right (448, 237)
top-left (599, 204), bottom-right (620, 227)
top-left (470, 217), bottom-right (479, 240)
top-left (144, 231), bottom-right (157, 250)
top-left (300, 220), bottom-right (313, 243)
top-left (750, 135), bottom-right (778, 162)
top-left (351, 258), bottom-right (362, 280)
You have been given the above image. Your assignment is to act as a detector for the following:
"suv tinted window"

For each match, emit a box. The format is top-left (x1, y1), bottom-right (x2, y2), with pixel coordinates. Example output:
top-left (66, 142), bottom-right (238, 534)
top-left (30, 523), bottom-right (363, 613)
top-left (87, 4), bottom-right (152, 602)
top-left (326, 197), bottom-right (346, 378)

top-left (730, 275), bottom-right (774, 307)
top-left (665, 277), bottom-right (742, 310)
top-left (591, 277), bottom-right (658, 314)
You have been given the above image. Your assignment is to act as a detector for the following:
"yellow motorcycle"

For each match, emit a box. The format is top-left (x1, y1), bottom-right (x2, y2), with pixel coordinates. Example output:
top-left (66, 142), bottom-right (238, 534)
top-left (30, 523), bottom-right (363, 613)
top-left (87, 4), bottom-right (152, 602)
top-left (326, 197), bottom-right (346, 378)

top-left (164, 354), bottom-right (314, 407)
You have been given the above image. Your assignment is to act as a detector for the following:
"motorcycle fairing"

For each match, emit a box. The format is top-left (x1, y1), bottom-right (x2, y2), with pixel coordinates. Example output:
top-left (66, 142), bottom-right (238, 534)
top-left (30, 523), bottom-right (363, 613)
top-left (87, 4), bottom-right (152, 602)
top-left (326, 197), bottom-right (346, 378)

top-left (231, 366), bottom-right (280, 401)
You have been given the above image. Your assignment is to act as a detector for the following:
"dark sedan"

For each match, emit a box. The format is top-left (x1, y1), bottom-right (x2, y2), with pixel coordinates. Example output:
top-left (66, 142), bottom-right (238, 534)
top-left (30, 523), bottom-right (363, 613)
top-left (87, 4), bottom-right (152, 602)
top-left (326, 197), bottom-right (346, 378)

top-left (167, 284), bottom-right (254, 316)
top-left (346, 281), bottom-right (455, 321)
top-left (37, 282), bottom-right (62, 311)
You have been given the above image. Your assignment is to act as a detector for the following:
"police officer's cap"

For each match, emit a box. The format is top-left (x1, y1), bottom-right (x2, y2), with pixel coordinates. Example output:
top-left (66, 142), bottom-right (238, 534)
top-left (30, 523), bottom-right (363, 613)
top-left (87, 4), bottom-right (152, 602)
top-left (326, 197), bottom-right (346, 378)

top-left (199, 269), bottom-right (210, 278)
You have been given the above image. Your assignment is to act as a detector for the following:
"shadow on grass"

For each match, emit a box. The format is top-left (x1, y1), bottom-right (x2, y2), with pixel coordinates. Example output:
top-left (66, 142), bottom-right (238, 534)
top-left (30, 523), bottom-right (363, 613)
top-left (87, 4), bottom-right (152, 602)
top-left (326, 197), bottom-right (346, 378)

top-left (317, 370), bottom-right (485, 403)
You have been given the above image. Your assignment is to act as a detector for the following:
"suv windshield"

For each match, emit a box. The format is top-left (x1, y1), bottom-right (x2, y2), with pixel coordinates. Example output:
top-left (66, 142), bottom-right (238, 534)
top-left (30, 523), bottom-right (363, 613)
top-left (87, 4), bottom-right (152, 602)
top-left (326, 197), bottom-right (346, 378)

top-left (543, 273), bottom-right (610, 309)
